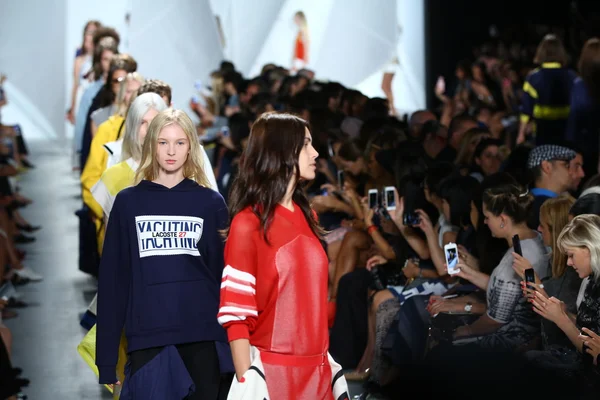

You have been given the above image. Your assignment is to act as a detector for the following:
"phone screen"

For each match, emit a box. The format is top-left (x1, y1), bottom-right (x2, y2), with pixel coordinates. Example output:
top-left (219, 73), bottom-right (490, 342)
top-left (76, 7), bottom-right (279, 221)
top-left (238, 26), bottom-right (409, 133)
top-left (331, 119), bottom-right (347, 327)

top-left (385, 188), bottom-right (396, 210)
top-left (368, 191), bottom-right (378, 209)
top-left (525, 269), bottom-right (535, 285)
top-left (445, 244), bottom-right (459, 274)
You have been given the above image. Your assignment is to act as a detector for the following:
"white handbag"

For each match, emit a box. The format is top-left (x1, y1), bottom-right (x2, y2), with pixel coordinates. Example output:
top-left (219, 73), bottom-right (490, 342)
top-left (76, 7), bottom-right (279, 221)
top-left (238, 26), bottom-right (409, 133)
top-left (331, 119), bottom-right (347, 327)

top-left (226, 346), bottom-right (350, 400)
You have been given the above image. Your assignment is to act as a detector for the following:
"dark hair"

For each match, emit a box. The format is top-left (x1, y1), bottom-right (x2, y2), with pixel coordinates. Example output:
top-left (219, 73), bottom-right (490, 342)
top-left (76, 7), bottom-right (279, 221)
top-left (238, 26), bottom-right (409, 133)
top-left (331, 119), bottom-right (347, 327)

top-left (439, 175), bottom-right (480, 227)
top-left (501, 144), bottom-right (533, 187)
top-left (399, 172), bottom-right (439, 223)
top-left (570, 193), bottom-right (600, 216)
top-left (534, 34), bottom-right (568, 66)
top-left (482, 183), bottom-right (533, 224)
top-left (96, 54), bottom-right (138, 109)
top-left (93, 27), bottom-right (120, 47)
top-left (578, 37), bottom-right (600, 105)
top-left (337, 139), bottom-right (363, 162)
top-left (80, 20), bottom-right (101, 56)
top-left (228, 113), bottom-right (251, 152)
top-left (223, 71), bottom-right (245, 93)
top-left (447, 115), bottom-right (477, 143)
top-left (90, 39), bottom-right (119, 81)
top-left (227, 112), bottom-right (323, 242)
top-left (220, 61), bottom-right (235, 73)
top-left (424, 162), bottom-right (456, 197)
top-left (473, 174), bottom-right (515, 274)
top-left (361, 97), bottom-right (390, 121)
top-left (583, 174), bottom-right (600, 191)
top-left (138, 79), bottom-right (172, 104)
top-left (473, 138), bottom-right (503, 160)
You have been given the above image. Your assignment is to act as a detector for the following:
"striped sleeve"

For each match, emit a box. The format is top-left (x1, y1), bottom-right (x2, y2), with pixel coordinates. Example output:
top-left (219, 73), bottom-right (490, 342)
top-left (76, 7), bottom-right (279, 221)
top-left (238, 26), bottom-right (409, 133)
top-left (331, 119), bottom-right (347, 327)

top-left (218, 211), bottom-right (259, 342)
top-left (519, 74), bottom-right (537, 120)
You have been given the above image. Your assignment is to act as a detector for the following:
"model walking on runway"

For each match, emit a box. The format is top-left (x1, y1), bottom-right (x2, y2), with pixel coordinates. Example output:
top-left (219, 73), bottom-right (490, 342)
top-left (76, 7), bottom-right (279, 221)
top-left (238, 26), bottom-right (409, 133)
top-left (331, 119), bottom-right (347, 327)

top-left (218, 112), bottom-right (349, 399)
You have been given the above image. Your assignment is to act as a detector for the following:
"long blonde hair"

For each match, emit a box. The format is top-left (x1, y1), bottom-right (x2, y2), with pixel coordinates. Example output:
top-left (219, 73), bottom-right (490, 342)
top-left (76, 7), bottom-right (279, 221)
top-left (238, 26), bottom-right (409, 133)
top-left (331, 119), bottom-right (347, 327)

top-left (294, 11), bottom-right (308, 30)
top-left (540, 194), bottom-right (575, 278)
top-left (134, 109), bottom-right (210, 188)
top-left (558, 214), bottom-right (600, 283)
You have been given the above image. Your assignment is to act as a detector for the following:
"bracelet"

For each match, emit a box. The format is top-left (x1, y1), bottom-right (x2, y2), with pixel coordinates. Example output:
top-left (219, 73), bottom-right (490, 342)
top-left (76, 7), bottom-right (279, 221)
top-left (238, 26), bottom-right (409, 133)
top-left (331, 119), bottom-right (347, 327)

top-left (367, 225), bottom-right (378, 234)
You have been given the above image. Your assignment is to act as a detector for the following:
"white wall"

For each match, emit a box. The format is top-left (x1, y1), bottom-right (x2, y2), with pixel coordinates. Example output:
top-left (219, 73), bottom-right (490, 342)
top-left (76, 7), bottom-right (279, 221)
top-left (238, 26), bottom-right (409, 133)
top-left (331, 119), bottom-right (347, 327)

top-left (129, 0), bottom-right (224, 116)
top-left (355, 0), bottom-right (426, 114)
top-left (0, 0), bottom-right (67, 140)
top-left (210, 0), bottom-right (286, 75)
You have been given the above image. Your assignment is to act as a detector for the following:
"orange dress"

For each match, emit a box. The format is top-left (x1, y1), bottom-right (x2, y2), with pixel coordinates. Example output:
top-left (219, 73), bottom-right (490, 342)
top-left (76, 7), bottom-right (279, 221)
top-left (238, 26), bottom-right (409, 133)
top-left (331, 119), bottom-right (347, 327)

top-left (218, 205), bottom-right (334, 399)
top-left (295, 32), bottom-right (306, 61)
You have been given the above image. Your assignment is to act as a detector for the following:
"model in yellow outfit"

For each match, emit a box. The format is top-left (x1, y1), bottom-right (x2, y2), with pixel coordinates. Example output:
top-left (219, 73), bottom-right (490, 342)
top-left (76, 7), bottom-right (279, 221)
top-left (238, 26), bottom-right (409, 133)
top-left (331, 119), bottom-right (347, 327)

top-left (80, 115), bottom-right (124, 252)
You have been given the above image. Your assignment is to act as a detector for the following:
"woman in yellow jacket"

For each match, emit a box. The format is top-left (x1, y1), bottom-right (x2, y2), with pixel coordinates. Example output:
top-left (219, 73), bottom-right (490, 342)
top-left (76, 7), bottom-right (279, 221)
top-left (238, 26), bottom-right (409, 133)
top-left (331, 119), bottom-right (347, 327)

top-left (80, 72), bottom-right (144, 251)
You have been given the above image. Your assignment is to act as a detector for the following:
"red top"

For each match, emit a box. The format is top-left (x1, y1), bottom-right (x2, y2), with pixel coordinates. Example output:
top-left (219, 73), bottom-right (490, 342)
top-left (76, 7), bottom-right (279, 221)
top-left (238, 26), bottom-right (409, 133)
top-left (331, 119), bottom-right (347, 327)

top-left (218, 204), bottom-right (333, 399)
top-left (295, 32), bottom-right (306, 61)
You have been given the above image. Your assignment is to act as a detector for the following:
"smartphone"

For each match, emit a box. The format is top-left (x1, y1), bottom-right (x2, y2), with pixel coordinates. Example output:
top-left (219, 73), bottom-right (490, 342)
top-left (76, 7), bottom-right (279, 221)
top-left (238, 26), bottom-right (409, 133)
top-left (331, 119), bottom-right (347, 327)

top-left (512, 234), bottom-right (522, 257)
top-left (191, 94), bottom-right (200, 104)
top-left (525, 269), bottom-right (536, 287)
top-left (403, 212), bottom-right (420, 226)
top-left (221, 126), bottom-right (230, 137)
top-left (444, 242), bottom-right (460, 275)
top-left (368, 189), bottom-right (378, 209)
top-left (384, 186), bottom-right (396, 211)
top-left (328, 142), bottom-right (335, 158)
top-left (435, 76), bottom-right (446, 93)
top-left (337, 170), bottom-right (345, 189)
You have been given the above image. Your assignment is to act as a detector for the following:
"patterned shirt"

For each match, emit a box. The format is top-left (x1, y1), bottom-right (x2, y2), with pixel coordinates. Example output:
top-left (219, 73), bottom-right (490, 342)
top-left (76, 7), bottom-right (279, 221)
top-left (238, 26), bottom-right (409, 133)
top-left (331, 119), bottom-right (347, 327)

top-left (480, 235), bottom-right (550, 349)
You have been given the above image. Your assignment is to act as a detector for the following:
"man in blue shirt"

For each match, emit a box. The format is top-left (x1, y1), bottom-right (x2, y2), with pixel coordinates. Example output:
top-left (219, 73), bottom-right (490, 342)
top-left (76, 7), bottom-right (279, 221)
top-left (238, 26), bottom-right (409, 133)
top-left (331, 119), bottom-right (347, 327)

top-left (526, 145), bottom-right (576, 229)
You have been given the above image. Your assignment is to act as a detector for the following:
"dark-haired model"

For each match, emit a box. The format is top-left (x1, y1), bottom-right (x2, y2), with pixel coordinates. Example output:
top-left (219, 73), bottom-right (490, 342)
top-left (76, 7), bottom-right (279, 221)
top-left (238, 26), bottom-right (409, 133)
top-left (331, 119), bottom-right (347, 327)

top-left (218, 112), bottom-right (349, 399)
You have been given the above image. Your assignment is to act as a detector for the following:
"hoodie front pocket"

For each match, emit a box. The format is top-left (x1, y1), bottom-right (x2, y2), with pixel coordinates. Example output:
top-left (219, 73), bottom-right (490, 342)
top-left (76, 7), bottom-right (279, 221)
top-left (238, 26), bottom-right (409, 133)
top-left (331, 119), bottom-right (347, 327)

top-left (139, 279), bottom-right (217, 331)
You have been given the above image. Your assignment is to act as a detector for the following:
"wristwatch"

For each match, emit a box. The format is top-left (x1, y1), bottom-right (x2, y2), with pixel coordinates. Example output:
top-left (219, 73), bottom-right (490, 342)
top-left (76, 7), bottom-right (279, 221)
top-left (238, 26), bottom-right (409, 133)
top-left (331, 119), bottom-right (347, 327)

top-left (464, 302), bottom-right (473, 313)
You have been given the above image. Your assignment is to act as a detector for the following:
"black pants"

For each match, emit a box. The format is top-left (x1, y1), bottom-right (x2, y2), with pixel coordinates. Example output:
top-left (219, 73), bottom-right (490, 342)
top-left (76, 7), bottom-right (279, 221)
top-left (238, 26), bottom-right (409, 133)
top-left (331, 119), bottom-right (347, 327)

top-left (329, 268), bottom-right (370, 369)
top-left (129, 341), bottom-right (221, 400)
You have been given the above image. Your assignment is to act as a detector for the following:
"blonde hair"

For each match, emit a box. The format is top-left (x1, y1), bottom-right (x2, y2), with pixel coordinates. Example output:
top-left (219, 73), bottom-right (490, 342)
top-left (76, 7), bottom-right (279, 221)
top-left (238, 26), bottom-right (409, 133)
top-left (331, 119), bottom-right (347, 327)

top-left (540, 194), bottom-right (575, 278)
top-left (116, 72), bottom-right (145, 117)
top-left (294, 11), bottom-right (308, 29)
top-left (134, 109), bottom-right (210, 188)
top-left (454, 128), bottom-right (490, 166)
top-left (557, 214), bottom-right (600, 282)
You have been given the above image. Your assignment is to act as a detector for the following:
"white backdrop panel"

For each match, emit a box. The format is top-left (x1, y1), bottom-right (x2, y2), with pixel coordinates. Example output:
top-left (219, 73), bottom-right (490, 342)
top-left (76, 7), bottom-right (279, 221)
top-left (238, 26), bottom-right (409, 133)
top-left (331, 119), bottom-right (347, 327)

top-left (0, 0), bottom-right (67, 140)
top-left (210, 0), bottom-right (286, 76)
top-left (129, 0), bottom-right (224, 116)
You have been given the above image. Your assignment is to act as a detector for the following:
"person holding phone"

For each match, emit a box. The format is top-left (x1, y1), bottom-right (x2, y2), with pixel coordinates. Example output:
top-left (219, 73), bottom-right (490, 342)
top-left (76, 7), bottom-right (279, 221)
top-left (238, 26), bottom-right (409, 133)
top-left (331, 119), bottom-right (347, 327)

top-left (218, 112), bottom-right (349, 399)
top-left (527, 214), bottom-right (600, 389)
top-left (449, 183), bottom-right (550, 349)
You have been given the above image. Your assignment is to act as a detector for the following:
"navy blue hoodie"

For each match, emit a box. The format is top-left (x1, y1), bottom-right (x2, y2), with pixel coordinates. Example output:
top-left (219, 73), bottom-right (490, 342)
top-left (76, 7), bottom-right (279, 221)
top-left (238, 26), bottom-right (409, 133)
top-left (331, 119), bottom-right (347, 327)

top-left (96, 179), bottom-right (229, 384)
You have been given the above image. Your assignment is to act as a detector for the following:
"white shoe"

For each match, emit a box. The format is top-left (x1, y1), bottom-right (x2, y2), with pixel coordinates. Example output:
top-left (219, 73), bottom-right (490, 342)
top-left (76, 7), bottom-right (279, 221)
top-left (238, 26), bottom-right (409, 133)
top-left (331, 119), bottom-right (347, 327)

top-left (15, 266), bottom-right (43, 281)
